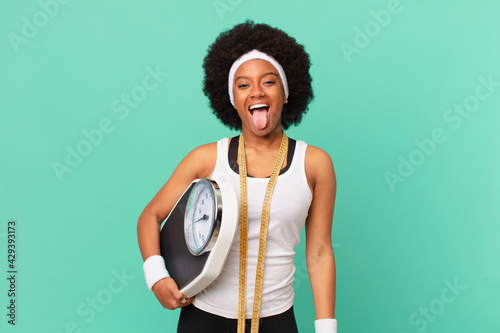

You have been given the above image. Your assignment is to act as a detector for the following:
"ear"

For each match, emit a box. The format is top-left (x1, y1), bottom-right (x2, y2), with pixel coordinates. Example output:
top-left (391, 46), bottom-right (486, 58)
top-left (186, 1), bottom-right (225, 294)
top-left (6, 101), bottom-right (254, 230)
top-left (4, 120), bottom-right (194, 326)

top-left (284, 95), bottom-right (287, 104)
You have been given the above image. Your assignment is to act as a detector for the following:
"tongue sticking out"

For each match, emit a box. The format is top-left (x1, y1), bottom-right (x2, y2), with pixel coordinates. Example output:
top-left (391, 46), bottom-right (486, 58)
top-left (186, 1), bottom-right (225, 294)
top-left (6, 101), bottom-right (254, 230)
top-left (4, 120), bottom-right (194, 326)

top-left (252, 109), bottom-right (268, 130)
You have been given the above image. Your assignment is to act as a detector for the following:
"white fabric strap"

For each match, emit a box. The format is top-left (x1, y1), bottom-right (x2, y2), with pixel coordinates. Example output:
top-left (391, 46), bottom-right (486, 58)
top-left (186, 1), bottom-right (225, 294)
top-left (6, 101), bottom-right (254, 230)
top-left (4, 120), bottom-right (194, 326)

top-left (143, 255), bottom-right (170, 291)
top-left (315, 318), bottom-right (338, 333)
top-left (228, 49), bottom-right (289, 106)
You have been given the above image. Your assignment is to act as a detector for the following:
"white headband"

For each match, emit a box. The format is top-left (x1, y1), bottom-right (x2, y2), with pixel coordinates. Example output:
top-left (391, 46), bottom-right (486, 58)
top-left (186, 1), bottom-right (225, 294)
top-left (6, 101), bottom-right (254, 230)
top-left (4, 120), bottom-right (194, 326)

top-left (228, 49), bottom-right (289, 106)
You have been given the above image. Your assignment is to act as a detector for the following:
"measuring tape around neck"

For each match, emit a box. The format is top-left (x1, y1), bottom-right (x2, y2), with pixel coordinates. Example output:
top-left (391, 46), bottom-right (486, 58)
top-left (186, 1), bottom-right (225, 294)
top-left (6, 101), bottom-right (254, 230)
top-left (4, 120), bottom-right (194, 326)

top-left (237, 132), bottom-right (289, 333)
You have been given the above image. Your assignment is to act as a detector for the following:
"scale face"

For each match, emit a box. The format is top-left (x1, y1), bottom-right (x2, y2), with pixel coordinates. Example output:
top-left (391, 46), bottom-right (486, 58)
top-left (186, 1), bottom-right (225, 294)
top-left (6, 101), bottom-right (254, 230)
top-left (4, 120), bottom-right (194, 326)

top-left (160, 174), bottom-right (238, 298)
top-left (184, 179), bottom-right (222, 256)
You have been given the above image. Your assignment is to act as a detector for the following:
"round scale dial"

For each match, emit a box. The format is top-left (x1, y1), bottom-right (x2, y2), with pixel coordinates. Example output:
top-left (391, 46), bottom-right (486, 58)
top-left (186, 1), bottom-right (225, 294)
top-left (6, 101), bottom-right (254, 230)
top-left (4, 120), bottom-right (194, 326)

top-left (184, 179), bottom-right (222, 256)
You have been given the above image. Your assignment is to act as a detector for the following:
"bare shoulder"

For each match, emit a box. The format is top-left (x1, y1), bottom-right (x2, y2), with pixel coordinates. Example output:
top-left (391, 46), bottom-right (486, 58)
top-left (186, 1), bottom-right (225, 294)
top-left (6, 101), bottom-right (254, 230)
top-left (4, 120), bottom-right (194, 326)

top-left (305, 145), bottom-right (332, 162)
top-left (186, 142), bottom-right (217, 161)
top-left (177, 141), bottom-right (218, 180)
top-left (145, 141), bottom-right (218, 218)
top-left (305, 144), bottom-right (336, 191)
top-left (305, 145), bottom-right (335, 173)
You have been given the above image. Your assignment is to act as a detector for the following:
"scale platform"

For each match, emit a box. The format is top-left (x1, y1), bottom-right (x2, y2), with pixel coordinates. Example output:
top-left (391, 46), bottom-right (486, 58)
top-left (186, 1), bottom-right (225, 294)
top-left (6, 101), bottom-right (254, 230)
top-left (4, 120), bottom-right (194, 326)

top-left (160, 172), bottom-right (238, 298)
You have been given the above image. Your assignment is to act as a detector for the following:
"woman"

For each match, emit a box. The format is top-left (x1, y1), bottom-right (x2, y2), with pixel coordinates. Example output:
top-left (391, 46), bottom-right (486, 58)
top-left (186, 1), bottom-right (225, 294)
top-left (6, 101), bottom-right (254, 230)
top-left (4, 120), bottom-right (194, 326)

top-left (137, 21), bottom-right (337, 333)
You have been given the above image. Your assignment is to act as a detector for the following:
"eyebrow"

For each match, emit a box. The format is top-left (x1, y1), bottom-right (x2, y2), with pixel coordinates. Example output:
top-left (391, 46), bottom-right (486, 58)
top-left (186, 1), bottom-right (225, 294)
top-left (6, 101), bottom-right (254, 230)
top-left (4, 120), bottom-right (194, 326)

top-left (235, 72), bottom-right (279, 82)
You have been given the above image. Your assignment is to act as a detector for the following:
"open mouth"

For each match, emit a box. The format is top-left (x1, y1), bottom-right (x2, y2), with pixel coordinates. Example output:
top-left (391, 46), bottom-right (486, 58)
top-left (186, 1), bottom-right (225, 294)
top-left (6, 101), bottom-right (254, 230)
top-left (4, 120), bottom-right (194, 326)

top-left (248, 103), bottom-right (270, 114)
top-left (248, 103), bottom-right (270, 129)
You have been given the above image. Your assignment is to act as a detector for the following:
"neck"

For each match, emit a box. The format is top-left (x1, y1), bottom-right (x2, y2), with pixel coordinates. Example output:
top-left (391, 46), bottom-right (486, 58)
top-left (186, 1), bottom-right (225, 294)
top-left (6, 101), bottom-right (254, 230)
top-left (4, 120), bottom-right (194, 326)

top-left (240, 126), bottom-right (283, 151)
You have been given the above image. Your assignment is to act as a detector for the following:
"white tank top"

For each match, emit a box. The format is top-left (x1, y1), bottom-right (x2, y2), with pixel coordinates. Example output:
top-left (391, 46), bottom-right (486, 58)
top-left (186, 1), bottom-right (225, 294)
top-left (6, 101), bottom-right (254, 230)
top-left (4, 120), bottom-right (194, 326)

top-left (193, 137), bottom-right (313, 318)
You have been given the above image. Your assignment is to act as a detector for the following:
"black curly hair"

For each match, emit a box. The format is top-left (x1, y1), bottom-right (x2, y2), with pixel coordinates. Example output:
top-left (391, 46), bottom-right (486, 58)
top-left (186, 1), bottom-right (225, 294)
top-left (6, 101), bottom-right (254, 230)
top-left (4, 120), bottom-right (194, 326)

top-left (202, 20), bottom-right (314, 130)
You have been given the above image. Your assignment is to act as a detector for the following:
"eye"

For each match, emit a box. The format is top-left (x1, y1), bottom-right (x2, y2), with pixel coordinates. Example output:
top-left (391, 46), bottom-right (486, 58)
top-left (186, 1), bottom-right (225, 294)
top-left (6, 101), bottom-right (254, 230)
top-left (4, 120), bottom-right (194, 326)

top-left (264, 80), bottom-right (276, 85)
top-left (238, 84), bottom-right (249, 88)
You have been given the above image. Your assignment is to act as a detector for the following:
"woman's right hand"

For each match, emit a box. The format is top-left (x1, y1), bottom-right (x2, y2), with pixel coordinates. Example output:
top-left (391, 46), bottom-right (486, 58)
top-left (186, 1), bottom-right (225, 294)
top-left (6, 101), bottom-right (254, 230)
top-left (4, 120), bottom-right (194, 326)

top-left (152, 277), bottom-right (194, 310)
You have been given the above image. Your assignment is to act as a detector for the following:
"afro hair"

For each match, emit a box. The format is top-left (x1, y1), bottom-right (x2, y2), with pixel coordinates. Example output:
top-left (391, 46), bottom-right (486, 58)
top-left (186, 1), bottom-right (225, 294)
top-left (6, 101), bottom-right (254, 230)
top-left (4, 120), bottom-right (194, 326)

top-left (202, 20), bottom-right (313, 130)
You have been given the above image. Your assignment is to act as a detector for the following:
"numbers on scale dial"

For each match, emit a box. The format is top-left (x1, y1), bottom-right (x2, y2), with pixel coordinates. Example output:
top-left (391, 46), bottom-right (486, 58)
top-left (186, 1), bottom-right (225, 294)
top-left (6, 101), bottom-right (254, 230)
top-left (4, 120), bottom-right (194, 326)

top-left (185, 180), bottom-right (218, 255)
top-left (192, 185), bottom-right (213, 248)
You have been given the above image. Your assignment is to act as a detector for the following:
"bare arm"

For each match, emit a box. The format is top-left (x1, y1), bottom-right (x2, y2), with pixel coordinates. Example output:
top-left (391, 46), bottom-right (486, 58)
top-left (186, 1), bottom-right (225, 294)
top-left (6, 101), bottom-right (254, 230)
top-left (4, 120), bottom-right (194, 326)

top-left (137, 143), bottom-right (217, 309)
top-left (305, 145), bottom-right (337, 319)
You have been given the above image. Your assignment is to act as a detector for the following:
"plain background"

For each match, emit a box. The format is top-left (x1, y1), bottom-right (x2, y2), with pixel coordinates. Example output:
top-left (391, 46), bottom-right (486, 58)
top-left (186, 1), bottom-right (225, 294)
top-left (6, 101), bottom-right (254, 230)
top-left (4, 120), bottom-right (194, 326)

top-left (1, 0), bottom-right (499, 332)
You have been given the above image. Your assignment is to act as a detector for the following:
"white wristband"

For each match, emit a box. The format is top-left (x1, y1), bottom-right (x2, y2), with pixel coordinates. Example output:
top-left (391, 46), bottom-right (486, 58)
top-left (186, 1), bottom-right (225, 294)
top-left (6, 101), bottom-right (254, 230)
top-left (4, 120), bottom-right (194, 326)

top-left (143, 255), bottom-right (170, 291)
top-left (315, 318), bottom-right (338, 333)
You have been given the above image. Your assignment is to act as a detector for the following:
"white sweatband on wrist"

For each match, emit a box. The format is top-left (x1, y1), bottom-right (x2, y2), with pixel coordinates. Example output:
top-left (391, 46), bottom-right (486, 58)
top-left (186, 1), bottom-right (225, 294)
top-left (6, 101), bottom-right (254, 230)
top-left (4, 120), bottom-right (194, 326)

top-left (315, 318), bottom-right (338, 333)
top-left (228, 49), bottom-right (289, 107)
top-left (143, 255), bottom-right (170, 291)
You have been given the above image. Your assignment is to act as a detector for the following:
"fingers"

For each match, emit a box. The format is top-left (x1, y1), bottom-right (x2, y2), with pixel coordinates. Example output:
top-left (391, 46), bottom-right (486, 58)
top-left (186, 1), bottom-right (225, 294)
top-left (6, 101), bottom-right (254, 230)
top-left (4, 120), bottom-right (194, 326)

top-left (170, 280), bottom-right (187, 304)
top-left (180, 296), bottom-right (195, 308)
top-left (152, 278), bottom-right (194, 310)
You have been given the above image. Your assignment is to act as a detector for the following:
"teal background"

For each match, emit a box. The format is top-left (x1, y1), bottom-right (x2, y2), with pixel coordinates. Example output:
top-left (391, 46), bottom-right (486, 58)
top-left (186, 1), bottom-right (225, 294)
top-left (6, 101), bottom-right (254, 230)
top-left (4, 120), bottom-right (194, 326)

top-left (1, 0), bottom-right (499, 332)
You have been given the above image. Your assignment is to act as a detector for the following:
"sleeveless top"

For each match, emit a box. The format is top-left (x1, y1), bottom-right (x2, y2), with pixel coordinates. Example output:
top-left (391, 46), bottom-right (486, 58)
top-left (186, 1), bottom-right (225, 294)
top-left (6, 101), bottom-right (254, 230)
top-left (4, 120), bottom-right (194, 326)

top-left (193, 137), bottom-right (313, 319)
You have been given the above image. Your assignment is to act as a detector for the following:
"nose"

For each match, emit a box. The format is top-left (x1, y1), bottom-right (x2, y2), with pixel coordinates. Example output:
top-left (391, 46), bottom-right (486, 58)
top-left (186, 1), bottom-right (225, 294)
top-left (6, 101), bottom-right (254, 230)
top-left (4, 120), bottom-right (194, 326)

top-left (250, 85), bottom-right (265, 98)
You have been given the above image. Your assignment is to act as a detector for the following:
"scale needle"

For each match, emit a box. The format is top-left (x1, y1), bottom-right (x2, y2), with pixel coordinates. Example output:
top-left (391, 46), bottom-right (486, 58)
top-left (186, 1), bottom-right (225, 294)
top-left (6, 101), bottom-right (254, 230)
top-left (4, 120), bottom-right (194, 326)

top-left (194, 214), bottom-right (209, 223)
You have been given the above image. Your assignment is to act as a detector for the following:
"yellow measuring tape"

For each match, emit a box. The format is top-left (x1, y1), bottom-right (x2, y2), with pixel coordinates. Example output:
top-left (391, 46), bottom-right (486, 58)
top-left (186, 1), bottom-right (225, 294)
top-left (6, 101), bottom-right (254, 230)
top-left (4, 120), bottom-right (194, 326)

top-left (237, 132), bottom-right (289, 333)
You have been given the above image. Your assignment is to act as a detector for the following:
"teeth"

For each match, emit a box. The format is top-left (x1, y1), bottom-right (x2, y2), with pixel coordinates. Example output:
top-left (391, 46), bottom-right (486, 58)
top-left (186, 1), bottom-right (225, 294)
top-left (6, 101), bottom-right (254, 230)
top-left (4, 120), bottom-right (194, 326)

top-left (249, 103), bottom-right (269, 110)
